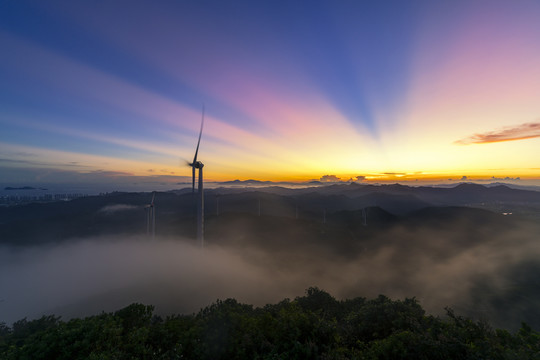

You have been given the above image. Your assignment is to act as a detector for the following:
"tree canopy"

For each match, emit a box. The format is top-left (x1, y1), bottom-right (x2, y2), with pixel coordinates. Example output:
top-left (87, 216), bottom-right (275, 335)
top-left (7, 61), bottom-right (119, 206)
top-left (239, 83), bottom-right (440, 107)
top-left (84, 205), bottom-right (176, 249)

top-left (1, 288), bottom-right (539, 359)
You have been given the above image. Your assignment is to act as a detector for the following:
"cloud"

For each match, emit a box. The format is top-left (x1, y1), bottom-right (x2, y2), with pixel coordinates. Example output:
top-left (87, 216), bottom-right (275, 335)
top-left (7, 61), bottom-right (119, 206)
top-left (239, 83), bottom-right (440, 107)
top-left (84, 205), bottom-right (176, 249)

top-left (342, 176), bottom-right (367, 182)
top-left (320, 175), bottom-right (341, 182)
top-left (455, 122), bottom-right (540, 145)
top-left (490, 176), bottom-right (520, 181)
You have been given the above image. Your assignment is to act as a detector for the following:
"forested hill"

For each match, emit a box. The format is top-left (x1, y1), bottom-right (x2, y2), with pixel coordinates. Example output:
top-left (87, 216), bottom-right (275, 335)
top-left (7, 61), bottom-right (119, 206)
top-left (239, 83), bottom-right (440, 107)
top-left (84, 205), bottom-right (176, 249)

top-left (1, 288), bottom-right (539, 360)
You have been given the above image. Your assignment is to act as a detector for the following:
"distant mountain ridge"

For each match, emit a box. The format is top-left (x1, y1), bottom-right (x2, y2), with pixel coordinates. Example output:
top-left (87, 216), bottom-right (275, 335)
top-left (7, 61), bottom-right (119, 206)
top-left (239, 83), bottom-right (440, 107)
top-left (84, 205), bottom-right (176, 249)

top-left (214, 180), bottom-right (540, 192)
top-left (219, 179), bottom-right (324, 186)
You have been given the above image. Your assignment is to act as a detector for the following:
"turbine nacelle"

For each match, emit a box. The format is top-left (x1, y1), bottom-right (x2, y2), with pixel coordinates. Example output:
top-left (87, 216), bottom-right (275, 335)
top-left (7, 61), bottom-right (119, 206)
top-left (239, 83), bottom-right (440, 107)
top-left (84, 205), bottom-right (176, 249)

top-left (189, 161), bottom-right (204, 169)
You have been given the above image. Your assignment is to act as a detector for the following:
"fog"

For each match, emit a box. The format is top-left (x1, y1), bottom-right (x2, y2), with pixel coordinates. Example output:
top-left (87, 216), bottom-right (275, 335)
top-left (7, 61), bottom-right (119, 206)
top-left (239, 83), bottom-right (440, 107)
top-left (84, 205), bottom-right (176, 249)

top-left (2, 223), bottom-right (540, 330)
top-left (0, 238), bottom-right (310, 325)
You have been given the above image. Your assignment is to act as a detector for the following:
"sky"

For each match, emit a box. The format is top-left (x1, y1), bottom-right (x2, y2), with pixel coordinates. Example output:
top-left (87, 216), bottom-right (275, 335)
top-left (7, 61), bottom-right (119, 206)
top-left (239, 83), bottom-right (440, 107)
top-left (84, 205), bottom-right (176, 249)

top-left (1, 0), bottom-right (540, 188)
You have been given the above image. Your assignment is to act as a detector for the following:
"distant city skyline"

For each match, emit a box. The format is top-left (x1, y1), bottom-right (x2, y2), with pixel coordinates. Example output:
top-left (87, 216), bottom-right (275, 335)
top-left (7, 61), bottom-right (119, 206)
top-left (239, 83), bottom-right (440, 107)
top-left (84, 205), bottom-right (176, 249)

top-left (1, 1), bottom-right (540, 186)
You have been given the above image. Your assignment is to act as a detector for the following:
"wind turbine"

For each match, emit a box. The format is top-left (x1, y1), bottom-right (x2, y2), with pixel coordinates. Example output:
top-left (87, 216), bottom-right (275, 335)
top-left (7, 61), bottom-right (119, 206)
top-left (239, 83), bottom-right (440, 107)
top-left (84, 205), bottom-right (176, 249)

top-left (145, 192), bottom-right (156, 239)
top-left (362, 207), bottom-right (367, 226)
top-left (188, 107), bottom-right (205, 247)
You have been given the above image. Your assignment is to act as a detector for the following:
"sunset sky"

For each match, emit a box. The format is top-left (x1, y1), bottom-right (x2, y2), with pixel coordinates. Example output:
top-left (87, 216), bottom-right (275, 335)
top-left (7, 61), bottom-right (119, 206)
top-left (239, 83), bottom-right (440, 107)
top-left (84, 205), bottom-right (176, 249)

top-left (1, 0), bottom-right (540, 187)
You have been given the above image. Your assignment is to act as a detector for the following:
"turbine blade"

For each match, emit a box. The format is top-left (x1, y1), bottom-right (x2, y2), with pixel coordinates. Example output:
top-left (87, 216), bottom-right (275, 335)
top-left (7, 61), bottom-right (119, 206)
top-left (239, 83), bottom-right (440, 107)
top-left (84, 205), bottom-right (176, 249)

top-left (193, 105), bottom-right (204, 163)
top-left (151, 192), bottom-right (155, 205)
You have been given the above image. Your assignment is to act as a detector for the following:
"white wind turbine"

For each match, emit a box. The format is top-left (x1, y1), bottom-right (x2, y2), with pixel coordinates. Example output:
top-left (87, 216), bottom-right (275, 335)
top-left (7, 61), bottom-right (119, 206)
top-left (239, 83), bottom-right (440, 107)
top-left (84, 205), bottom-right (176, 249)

top-left (145, 192), bottom-right (156, 239)
top-left (188, 107), bottom-right (205, 247)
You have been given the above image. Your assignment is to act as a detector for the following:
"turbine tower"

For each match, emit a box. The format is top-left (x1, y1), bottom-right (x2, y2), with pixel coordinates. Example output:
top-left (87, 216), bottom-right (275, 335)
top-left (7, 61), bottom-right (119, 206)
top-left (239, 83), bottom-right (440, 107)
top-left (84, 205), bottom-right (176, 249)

top-left (188, 107), bottom-right (205, 247)
top-left (145, 192), bottom-right (156, 239)
top-left (362, 207), bottom-right (367, 226)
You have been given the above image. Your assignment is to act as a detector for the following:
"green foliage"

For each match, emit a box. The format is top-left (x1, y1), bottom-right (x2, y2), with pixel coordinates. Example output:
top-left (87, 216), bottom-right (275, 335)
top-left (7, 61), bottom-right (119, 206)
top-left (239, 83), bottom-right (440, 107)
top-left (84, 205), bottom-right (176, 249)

top-left (343, 295), bottom-right (426, 343)
top-left (1, 290), bottom-right (539, 359)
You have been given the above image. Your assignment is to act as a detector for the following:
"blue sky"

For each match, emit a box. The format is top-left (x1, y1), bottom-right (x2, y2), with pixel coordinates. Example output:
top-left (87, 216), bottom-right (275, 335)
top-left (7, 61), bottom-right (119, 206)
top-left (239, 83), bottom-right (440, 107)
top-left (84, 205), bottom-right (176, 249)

top-left (1, 0), bottom-right (540, 187)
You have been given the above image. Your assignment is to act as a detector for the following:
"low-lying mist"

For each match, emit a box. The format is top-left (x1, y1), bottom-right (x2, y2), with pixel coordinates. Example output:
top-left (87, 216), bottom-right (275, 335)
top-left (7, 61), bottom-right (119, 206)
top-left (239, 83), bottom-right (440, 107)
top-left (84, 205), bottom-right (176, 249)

top-left (2, 219), bottom-right (540, 330)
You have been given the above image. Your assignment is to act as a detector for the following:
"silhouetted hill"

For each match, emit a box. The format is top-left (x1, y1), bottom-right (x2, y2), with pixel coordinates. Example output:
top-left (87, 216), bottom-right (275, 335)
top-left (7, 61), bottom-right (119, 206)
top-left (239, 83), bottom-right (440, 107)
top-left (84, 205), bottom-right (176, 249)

top-left (328, 206), bottom-right (398, 229)
top-left (2, 182), bottom-right (539, 246)
top-left (0, 192), bottom-right (196, 245)
top-left (423, 183), bottom-right (540, 204)
top-left (353, 192), bottom-right (431, 215)
top-left (400, 206), bottom-right (515, 246)
top-left (405, 205), bottom-right (510, 226)
top-left (290, 182), bottom-right (540, 202)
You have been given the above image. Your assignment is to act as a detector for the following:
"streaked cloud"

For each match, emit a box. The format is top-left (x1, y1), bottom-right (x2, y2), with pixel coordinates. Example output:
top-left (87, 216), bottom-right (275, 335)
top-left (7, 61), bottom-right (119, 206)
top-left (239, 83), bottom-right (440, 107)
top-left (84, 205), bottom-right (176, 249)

top-left (455, 122), bottom-right (540, 145)
top-left (89, 170), bottom-right (135, 177)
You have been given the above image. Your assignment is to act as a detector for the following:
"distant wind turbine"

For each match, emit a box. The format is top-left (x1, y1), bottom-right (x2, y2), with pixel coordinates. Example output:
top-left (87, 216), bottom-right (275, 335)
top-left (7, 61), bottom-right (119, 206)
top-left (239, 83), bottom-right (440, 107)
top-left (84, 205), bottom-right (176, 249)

top-left (145, 192), bottom-right (156, 239)
top-left (188, 106), bottom-right (205, 247)
top-left (362, 207), bottom-right (367, 226)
